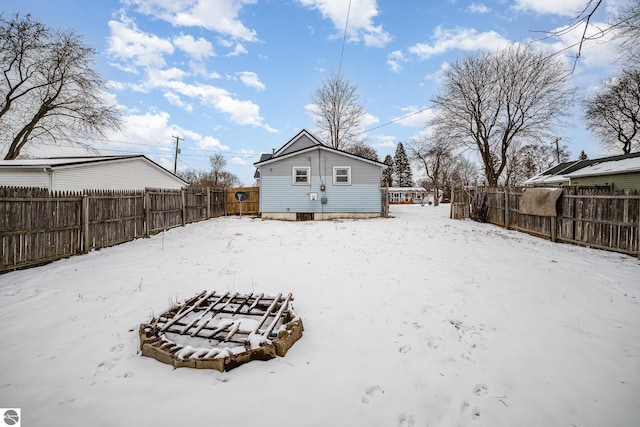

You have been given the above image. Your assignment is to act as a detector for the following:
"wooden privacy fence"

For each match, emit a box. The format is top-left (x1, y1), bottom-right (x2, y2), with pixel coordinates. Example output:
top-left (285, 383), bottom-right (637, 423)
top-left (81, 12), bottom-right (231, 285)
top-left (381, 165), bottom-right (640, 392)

top-left (0, 186), bottom-right (255, 273)
top-left (451, 186), bottom-right (640, 257)
top-left (225, 186), bottom-right (259, 216)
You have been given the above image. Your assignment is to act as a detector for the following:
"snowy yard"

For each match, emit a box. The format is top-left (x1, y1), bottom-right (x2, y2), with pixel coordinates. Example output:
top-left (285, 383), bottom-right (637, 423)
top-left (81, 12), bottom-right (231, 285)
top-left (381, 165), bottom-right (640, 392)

top-left (1, 204), bottom-right (639, 427)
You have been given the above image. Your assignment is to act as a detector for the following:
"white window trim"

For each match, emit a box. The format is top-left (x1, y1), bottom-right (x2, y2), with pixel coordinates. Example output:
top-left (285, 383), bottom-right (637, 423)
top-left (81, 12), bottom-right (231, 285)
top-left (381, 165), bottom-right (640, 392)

top-left (292, 166), bottom-right (311, 185)
top-left (333, 166), bottom-right (351, 185)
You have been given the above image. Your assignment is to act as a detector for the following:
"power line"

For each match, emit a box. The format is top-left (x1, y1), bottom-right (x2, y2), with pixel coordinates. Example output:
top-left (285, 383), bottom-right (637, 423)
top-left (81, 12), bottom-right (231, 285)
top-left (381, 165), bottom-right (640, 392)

top-left (337, 0), bottom-right (352, 78)
top-left (357, 106), bottom-right (432, 135)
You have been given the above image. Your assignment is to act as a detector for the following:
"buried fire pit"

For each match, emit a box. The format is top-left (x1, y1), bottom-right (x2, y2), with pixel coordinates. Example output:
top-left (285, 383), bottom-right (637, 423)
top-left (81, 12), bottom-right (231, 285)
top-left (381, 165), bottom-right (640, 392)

top-left (139, 291), bottom-right (303, 371)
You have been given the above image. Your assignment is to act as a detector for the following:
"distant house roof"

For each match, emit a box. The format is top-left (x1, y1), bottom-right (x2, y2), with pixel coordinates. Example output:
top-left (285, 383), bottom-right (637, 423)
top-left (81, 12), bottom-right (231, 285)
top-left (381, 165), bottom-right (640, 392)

top-left (565, 154), bottom-right (640, 178)
top-left (523, 152), bottom-right (640, 186)
top-left (0, 155), bottom-right (188, 190)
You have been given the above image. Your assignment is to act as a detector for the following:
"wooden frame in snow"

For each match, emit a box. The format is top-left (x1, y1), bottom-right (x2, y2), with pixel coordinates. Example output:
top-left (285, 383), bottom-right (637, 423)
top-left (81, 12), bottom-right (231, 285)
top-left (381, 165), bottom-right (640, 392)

top-left (139, 291), bottom-right (303, 371)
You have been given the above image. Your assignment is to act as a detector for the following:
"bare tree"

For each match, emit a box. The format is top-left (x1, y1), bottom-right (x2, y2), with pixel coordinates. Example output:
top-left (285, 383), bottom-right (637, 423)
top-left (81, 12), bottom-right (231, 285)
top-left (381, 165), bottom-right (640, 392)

top-left (585, 69), bottom-right (640, 154)
top-left (613, 0), bottom-right (640, 68)
top-left (0, 14), bottom-right (120, 160)
top-left (343, 140), bottom-right (379, 161)
top-left (430, 45), bottom-right (575, 186)
top-left (408, 135), bottom-right (453, 206)
top-left (311, 72), bottom-right (366, 150)
top-left (449, 157), bottom-right (479, 186)
top-left (179, 155), bottom-right (241, 188)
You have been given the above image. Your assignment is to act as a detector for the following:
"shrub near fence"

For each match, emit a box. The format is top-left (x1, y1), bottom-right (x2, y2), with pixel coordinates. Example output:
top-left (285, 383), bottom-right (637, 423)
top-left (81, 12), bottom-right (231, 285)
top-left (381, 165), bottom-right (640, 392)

top-left (451, 186), bottom-right (640, 257)
top-left (0, 186), bottom-right (241, 273)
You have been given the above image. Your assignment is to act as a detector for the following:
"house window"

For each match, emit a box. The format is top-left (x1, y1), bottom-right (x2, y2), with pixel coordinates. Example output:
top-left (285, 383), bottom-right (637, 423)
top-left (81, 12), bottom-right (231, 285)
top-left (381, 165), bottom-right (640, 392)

top-left (293, 166), bottom-right (310, 185)
top-left (333, 166), bottom-right (351, 185)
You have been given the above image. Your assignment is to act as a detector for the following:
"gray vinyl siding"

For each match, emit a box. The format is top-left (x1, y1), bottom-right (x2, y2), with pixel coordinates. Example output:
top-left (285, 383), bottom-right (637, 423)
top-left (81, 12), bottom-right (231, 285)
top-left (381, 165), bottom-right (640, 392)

top-left (259, 150), bottom-right (383, 213)
top-left (279, 134), bottom-right (318, 156)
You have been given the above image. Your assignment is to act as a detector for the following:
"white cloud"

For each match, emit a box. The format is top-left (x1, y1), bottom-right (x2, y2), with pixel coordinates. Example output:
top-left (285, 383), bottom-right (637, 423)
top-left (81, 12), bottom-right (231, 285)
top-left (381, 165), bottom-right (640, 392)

top-left (299, 0), bottom-right (392, 48)
top-left (163, 92), bottom-right (193, 112)
top-left (122, 0), bottom-right (258, 42)
top-left (513, 0), bottom-right (589, 16)
top-left (386, 50), bottom-right (406, 73)
top-left (540, 20), bottom-right (621, 72)
top-left (408, 26), bottom-right (512, 60)
top-left (394, 106), bottom-right (434, 128)
top-left (236, 71), bottom-right (266, 91)
top-left (196, 135), bottom-right (228, 151)
top-left (467, 3), bottom-right (489, 14)
top-left (422, 62), bottom-right (450, 84)
top-left (107, 17), bottom-right (174, 69)
top-left (173, 34), bottom-right (215, 61)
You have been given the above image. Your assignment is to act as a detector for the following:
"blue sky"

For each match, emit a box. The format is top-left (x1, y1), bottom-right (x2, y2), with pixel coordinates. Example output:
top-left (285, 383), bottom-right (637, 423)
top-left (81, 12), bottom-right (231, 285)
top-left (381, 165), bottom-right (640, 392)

top-left (1, 0), bottom-right (624, 185)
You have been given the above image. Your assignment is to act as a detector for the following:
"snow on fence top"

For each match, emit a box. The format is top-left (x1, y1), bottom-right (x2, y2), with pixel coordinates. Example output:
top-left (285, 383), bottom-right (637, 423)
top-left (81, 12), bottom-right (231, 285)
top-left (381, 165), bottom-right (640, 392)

top-left (139, 291), bottom-right (303, 371)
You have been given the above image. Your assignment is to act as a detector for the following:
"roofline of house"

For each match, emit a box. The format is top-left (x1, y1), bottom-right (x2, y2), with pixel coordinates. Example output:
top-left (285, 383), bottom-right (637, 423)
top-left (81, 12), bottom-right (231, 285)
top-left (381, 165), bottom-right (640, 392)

top-left (0, 155), bottom-right (188, 185)
top-left (254, 144), bottom-right (387, 168)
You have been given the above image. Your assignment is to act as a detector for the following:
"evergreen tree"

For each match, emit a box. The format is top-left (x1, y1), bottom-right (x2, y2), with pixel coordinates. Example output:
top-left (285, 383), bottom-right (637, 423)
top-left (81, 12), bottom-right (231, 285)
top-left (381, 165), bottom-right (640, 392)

top-left (382, 155), bottom-right (394, 187)
top-left (578, 150), bottom-right (588, 160)
top-left (393, 142), bottom-right (413, 187)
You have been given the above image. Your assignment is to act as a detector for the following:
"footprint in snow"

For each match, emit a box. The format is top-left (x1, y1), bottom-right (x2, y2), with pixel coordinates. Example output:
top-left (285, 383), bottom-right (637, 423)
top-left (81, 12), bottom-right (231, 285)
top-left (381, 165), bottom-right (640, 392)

top-left (361, 385), bottom-right (384, 404)
top-left (398, 344), bottom-right (412, 353)
top-left (398, 413), bottom-right (415, 426)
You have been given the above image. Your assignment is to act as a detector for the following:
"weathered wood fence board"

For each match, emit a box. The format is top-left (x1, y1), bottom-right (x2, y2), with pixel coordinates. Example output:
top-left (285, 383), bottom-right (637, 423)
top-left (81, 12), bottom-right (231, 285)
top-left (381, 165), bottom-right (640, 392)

top-left (452, 186), bottom-right (640, 257)
top-left (225, 187), bottom-right (259, 216)
top-left (0, 186), bottom-right (257, 273)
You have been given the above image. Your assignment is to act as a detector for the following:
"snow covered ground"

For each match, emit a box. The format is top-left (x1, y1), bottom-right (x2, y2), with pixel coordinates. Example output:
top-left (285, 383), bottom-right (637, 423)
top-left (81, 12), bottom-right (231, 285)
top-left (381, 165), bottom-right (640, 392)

top-left (1, 204), bottom-right (639, 427)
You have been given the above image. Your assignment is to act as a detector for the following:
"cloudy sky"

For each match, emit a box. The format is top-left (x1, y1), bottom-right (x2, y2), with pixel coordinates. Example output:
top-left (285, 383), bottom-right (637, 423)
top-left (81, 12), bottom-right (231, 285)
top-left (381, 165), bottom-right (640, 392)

top-left (2, 0), bottom-right (625, 184)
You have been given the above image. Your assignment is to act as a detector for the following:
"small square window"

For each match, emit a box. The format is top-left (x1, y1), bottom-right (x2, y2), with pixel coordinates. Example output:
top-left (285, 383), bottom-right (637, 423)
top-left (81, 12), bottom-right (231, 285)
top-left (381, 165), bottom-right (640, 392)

top-left (293, 166), bottom-right (310, 185)
top-left (333, 166), bottom-right (351, 185)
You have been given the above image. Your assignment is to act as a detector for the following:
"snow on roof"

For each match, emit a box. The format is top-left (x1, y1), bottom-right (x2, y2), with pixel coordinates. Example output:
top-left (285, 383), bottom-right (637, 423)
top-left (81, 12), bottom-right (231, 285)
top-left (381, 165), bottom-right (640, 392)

top-left (565, 155), bottom-right (640, 178)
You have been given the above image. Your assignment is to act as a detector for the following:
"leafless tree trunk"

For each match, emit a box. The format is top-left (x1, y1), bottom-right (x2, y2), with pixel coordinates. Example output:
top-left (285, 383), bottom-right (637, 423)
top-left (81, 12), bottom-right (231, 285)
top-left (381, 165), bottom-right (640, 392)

top-left (584, 69), bottom-right (640, 154)
top-left (311, 72), bottom-right (366, 150)
top-left (430, 45), bottom-right (574, 186)
top-left (409, 135), bottom-right (454, 206)
top-left (0, 14), bottom-right (120, 160)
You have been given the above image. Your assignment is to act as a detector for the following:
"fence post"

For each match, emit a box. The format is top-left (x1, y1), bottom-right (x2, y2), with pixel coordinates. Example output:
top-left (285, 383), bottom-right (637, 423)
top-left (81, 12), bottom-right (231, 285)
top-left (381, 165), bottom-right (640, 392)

top-left (504, 189), bottom-right (510, 229)
top-left (181, 189), bottom-right (186, 226)
top-left (550, 216), bottom-right (557, 242)
top-left (82, 194), bottom-right (90, 253)
top-left (450, 185), bottom-right (454, 219)
top-left (144, 190), bottom-right (150, 237)
top-left (206, 187), bottom-right (211, 219)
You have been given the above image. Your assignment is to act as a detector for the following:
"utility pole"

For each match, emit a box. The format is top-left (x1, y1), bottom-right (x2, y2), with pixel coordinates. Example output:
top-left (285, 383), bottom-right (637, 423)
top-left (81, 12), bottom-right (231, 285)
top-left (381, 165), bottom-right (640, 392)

top-left (172, 135), bottom-right (183, 174)
top-left (554, 137), bottom-right (561, 164)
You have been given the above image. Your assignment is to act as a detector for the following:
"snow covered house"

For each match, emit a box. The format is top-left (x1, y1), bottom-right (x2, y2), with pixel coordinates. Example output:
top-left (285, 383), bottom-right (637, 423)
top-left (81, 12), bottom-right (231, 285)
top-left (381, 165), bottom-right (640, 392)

top-left (253, 129), bottom-right (387, 220)
top-left (523, 152), bottom-right (640, 190)
top-left (0, 155), bottom-right (187, 191)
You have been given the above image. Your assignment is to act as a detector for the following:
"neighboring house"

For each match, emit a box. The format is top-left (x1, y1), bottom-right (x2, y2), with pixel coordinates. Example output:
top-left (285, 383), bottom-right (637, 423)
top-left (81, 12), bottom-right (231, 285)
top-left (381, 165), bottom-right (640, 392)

top-left (523, 152), bottom-right (640, 190)
top-left (388, 187), bottom-right (433, 204)
top-left (253, 129), bottom-right (387, 220)
top-left (0, 155), bottom-right (187, 191)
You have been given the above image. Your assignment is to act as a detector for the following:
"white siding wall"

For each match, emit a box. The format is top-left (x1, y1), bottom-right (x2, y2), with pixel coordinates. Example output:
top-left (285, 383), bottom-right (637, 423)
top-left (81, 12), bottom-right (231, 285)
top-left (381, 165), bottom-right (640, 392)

top-left (52, 158), bottom-right (184, 191)
top-left (0, 170), bottom-right (50, 188)
top-left (0, 158), bottom-right (184, 191)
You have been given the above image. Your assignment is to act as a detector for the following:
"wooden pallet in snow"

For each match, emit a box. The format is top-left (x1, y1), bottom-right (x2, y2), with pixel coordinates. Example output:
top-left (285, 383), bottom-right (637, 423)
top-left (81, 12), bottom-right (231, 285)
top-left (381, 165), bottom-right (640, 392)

top-left (139, 291), bottom-right (303, 371)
